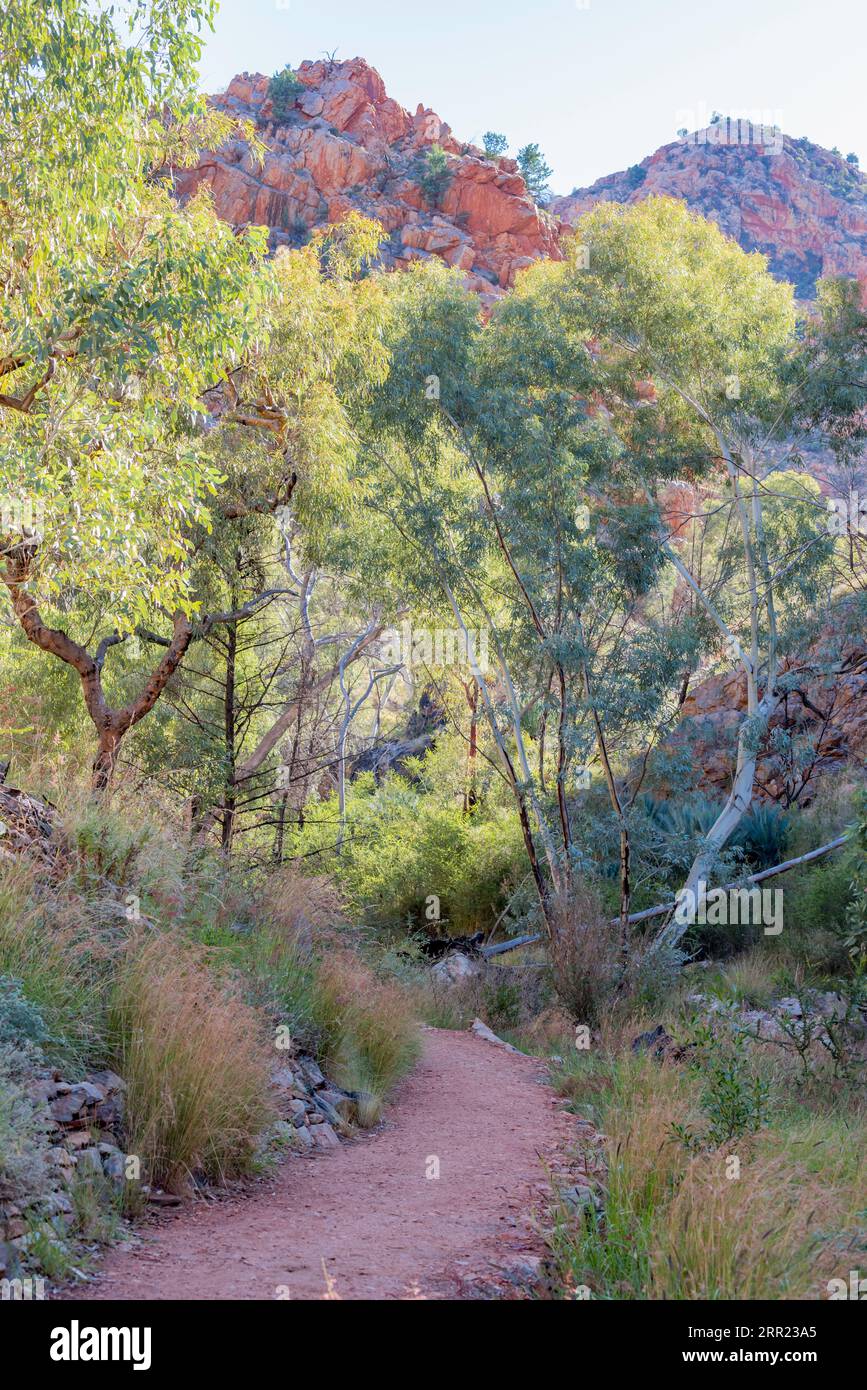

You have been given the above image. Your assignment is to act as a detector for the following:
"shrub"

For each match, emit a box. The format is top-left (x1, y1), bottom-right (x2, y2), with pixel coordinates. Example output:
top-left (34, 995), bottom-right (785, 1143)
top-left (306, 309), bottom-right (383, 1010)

top-left (671, 1024), bottom-right (772, 1151)
top-left (414, 144), bottom-right (452, 208)
top-left (109, 934), bottom-right (274, 1191)
top-left (734, 803), bottom-right (790, 869)
top-left (0, 860), bottom-right (106, 1072)
top-left (0, 975), bottom-right (51, 1048)
top-left (774, 852), bottom-right (857, 973)
top-left (290, 771), bottom-right (526, 937)
top-left (268, 66), bottom-right (304, 123)
top-left (414, 957), bottom-right (551, 1035)
top-left (548, 883), bottom-right (623, 1025)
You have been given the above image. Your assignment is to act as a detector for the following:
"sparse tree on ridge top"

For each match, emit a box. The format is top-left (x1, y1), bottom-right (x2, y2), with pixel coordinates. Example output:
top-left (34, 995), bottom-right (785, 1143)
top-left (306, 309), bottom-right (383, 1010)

top-left (483, 131), bottom-right (509, 159)
top-left (517, 143), bottom-right (553, 202)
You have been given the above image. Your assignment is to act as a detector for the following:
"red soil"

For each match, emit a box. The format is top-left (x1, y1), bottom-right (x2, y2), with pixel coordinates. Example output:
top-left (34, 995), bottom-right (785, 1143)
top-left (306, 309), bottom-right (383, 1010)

top-left (68, 1028), bottom-right (576, 1301)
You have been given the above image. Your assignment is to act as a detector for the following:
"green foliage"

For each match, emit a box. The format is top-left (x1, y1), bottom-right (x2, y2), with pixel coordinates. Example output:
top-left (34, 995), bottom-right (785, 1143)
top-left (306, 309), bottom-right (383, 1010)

top-left (1, 0), bottom-right (270, 625)
top-left (0, 1041), bottom-right (52, 1210)
top-left (735, 804), bottom-right (790, 870)
top-left (547, 1038), bottom-right (867, 1300)
top-left (672, 1023), bottom-right (771, 1151)
top-left (564, 197), bottom-right (797, 426)
top-left (0, 975), bottom-right (51, 1049)
top-left (483, 131), bottom-right (509, 159)
top-left (290, 760), bottom-right (526, 936)
top-left (840, 792), bottom-right (867, 968)
top-left (516, 143), bottom-right (553, 201)
top-left (268, 65), bottom-right (304, 123)
top-left (0, 867), bottom-right (106, 1073)
top-left (414, 144), bottom-right (453, 208)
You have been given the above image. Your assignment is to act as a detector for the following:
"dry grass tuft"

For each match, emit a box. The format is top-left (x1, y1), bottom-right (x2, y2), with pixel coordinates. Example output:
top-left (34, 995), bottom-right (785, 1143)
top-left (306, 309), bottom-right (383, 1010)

top-left (548, 1039), bottom-right (867, 1299)
top-left (313, 950), bottom-right (420, 1124)
top-left (548, 883), bottom-right (623, 1025)
top-left (258, 865), bottom-right (347, 944)
top-left (109, 933), bottom-right (274, 1191)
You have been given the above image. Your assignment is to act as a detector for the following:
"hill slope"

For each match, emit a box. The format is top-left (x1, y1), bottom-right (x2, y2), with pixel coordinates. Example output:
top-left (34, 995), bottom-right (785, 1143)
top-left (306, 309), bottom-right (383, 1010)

top-left (552, 124), bottom-right (867, 299)
top-left (180, 64), bottom-right (867, 304)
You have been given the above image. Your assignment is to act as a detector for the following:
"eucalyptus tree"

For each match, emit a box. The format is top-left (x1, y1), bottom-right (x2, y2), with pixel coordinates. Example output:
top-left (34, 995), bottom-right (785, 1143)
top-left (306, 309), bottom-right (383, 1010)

top-left (791, 277), bottom-right (867, 591)
top-left (0, 0), bottom-right (271, 787)
top-left (348, 258), bottom-right (686, 935)
top-left (0, 0), bottom-right (391, 793)
top-left (558, 197), bottom-right (835, 933)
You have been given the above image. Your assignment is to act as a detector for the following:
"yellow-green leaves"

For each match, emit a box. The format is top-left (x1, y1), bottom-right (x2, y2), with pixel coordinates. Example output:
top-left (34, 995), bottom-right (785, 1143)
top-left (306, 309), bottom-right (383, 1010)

top-left (561, 196), bottom-right (796, 429)
top-left (0, 0), bottom-right (270, 628)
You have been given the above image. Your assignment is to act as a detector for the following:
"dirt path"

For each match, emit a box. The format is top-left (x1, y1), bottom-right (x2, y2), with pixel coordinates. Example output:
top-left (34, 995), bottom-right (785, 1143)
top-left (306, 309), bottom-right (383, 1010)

top-left (70, 1028), bottom-right (577, 1301)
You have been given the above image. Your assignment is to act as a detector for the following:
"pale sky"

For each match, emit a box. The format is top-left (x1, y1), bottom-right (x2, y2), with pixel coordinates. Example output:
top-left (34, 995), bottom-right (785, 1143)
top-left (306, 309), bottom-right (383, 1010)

top-left (198, 0), bottom-right (867, 194)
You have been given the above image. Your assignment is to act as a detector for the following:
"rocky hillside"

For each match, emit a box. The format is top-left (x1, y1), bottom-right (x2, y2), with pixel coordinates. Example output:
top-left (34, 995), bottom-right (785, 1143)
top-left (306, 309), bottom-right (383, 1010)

top-left (179, 69), bottom-right (867, 307)
top-left (174, 57), bottom-right (560, 308)
top-left (552, 123), bottom-right (867, 300)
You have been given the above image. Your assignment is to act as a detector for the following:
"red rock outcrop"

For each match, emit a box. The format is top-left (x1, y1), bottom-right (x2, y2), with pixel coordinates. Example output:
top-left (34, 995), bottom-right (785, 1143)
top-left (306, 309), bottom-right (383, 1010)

top-left (180, 70), bottom-right (867, 310)
top-left (179, 67), bottom-right (867, 309)
top-left (174, 58), bottom-right (561, 307)
top-left (552, 125), bottom-right (867, 301)
top-left (672, 642), bottom-right (867, 804)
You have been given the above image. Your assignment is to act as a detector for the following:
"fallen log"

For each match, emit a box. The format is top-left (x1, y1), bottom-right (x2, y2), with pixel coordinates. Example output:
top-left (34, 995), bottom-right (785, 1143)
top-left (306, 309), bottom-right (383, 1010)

top-left (479, 833), bottom-right (850, 957)
top-left (625, 833), bottom-right (850, 927)
top-left (480, 933), bottom-right (544, 958)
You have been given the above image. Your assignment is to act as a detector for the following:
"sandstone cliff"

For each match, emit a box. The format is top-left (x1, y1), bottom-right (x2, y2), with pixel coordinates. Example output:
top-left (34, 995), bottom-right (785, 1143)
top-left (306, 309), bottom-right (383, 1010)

top-left (174, 57), bottom-right (561, 308)
top-left (179, 69), bottom-right (867, 308)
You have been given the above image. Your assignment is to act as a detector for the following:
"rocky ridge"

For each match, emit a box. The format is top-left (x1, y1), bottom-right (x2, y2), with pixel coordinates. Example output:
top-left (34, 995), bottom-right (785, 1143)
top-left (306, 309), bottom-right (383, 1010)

top-left (552, 125), bottom-right (867, 300)
top-left (673, 641), bottom-right (867, 803)
top-left (175, 57), bottom-right (560, 308)
top-left (180, 63), bottom-right (867, 308)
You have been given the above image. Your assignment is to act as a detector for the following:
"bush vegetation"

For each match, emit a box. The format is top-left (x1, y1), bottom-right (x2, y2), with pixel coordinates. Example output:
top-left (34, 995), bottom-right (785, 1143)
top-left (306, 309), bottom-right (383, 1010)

top-left (268, 65), bottom-right (304, 122)
top-left (546, 1002), bottom-right (867, 1299)
top-left (2, 0), bottom-right (866, 1302)
top-left (414, 143), bottom-right (453, 207)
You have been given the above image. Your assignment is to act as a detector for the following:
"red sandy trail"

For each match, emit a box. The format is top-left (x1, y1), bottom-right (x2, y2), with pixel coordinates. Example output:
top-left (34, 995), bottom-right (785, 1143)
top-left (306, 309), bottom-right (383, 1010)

top-left (68, 1028), bottom-right (574, 1301)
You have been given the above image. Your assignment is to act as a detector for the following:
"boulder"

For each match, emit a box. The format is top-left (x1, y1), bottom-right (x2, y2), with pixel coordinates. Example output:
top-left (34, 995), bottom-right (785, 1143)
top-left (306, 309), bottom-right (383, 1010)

top-left (311, 1123), bottom-right (340, 1150)
top-left (559, 1183), bottom-right (603, 1217)
top-left (296, 1056), bottom-right (326, 1090)
top-left (75, 1149), bottom-right (103, 1179)
top-left (432, 952), bottom-right (482, 984)
top-left (631, 1024), bottom-right (689, 1061)
top-left (294, 1125), bottom-right (314, 1152)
